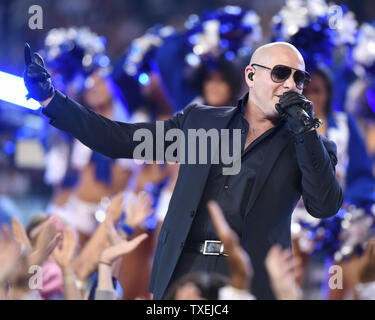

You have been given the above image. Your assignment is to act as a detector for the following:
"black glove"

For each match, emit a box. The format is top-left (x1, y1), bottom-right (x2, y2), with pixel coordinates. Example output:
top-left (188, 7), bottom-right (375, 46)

top-left (23, 43), bottom-right (55, 101)
top-left (275, 91), bottom-right (322, 135)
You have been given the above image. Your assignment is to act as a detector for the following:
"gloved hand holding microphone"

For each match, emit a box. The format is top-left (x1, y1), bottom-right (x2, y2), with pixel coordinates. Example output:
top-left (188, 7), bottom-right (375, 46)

top-left (275, 91), bottom-right (323, 135)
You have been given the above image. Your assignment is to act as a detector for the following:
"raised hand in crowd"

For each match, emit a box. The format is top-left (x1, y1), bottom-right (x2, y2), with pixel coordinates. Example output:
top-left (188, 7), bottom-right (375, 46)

top-left (104, 202), bottom-right (125, 280)
top-left (124, 191), bottom-right (153, 230)
top-left (207, 201), bottom-right (255, 299)
top-left (99, 233), bottom-right (149, 268)
top-left (11, 217), bottom-right (32, 254)
top-left (73, 193), bottom-right (125, 283)
top-left (0, 225), bottom-right (20, 299)
top-left (53, 227), bottom-right (81, 300)
top-left (73, 191), bottom-right (153, 287)
top-left (265, 244), bottom-right (302, 300)
top-left (0, 223), bottom-right (41, 300)
top-left (96, 228), bottom-right (148, 300)
top-left (96, 194), bottom-right (149, 299)
top-left (28, 215), bottom-right (64, 267)
top-left (105, 193), bottom-right (125, 245)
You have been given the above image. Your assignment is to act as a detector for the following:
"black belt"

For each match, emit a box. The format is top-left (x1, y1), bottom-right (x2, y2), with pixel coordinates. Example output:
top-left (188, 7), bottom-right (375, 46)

top-left (183, 240), bottom-right (228, 256)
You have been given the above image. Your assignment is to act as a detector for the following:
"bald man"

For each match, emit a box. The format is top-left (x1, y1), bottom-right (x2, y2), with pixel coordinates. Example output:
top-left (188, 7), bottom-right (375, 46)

top-left (24, 41), bottom-right (342, 299)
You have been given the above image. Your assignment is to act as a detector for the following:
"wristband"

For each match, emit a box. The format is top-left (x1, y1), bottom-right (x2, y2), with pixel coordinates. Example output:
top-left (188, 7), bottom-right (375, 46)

top-left (98, 261), bottom-right (112, 267)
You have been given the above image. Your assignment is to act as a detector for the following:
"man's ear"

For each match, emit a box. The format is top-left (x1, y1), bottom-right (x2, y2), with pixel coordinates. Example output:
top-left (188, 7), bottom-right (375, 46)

top-left (245, 66), bottom-right (255, 88)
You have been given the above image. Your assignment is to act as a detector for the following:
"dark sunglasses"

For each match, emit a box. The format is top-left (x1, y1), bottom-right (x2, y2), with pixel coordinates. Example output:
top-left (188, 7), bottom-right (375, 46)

top-left (251, 63), bottom-right (311, 90)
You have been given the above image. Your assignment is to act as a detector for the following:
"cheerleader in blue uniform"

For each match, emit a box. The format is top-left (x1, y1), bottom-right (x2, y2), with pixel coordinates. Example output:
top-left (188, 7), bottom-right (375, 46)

top-left (302, 67), bottom-right (375, 299)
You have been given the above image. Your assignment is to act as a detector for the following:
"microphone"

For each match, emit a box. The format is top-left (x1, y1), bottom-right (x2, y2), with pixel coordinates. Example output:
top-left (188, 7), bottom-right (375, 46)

top-left (279, 103), bottom-right (312, 127)
top-left (275, 91), bottom-right (323, 134)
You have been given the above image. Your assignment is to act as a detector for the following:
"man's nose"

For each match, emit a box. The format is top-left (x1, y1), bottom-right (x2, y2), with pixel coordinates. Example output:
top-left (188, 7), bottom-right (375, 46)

top-left (282, 73), bottom-right (296, 90)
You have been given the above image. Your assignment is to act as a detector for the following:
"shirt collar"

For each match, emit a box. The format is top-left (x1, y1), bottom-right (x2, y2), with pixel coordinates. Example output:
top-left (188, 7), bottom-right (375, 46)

top-left (236, 92), bottom-right (249, 116)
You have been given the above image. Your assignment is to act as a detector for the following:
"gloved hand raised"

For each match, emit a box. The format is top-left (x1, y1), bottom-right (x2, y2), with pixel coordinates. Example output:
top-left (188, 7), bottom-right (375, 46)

top-left (275, 91), bottom-right (322, 135)
top-left (23, 43), bottom-right (55, 102)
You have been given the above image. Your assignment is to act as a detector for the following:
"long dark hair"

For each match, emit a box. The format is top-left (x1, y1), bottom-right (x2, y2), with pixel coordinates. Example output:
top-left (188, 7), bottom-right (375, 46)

top-left (191, 58), bottom-right (242, 106)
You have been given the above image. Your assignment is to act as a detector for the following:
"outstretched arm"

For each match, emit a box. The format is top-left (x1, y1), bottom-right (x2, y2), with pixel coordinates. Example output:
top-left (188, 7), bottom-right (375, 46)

top-left (40, 91), bottom-right (194, 160)
top-left (23, 43), bottom-right (194, 161)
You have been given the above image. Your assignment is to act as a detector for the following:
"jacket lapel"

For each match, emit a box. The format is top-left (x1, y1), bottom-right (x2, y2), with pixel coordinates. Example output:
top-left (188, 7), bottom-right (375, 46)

top-left (179, 105), bottom-right (238, 207)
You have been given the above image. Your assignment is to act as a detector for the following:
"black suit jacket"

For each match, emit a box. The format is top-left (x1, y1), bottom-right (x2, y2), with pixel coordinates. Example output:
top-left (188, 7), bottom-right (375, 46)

top-left (42, 91), bottom-right (343, 299)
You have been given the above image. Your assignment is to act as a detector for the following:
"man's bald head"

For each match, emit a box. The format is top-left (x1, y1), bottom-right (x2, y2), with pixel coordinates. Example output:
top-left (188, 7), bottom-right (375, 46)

top-left (245, 42), bottom-right (307, 119)
top-left (250, 42), bottom-right (305, 71)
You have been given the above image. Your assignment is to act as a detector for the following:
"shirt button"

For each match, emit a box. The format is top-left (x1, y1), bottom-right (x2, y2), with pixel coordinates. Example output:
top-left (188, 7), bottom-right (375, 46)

top-left (299, 138), bottom-right (304, 143)
top-left (190, 210), bottom-right (195, 217)
top-left (224, 185), bottom-right (229, 190)
top-left (180, 242), bottom-right (184, 249)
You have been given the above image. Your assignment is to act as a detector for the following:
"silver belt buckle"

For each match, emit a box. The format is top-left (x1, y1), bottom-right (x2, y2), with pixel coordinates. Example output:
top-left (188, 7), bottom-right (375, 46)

top-left (203, 240), bottom-right (227, 256)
